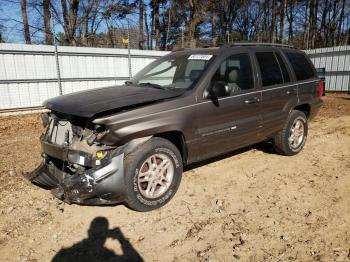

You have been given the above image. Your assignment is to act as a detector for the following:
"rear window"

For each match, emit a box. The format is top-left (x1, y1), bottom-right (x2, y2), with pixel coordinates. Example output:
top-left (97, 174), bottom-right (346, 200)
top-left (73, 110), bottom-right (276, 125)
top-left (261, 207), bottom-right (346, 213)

top-left (256, 52), bottom-right (283, 86)
top-left (284, 52), bottom-right (315, 81)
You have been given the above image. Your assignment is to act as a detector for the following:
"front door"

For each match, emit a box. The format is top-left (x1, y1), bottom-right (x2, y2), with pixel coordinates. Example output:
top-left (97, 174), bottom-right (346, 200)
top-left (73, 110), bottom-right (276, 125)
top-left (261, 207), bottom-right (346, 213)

top-left (195, 52), bottom-right (262, 161)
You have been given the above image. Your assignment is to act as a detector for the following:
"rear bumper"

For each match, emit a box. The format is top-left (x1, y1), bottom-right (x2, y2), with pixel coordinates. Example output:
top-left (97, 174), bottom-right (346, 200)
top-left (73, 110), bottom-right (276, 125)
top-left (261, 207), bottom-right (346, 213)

top-left (23, 154), bottom-right (126, 205)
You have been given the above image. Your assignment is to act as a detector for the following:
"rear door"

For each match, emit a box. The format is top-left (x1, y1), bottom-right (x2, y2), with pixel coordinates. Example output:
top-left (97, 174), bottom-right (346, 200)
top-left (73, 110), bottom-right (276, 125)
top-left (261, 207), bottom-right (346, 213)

top-left (283, 51), bottom-right (319, 103)
top-left (195, 51), bottom-right (262, 161)
top-left (254, 49), bottom-right (298, 139)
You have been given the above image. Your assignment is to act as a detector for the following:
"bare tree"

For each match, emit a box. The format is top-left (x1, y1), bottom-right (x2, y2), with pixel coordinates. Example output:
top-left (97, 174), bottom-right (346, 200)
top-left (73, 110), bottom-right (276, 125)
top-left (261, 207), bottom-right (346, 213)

top-left (337, 0), bottom-right (346, 45)
top-left (211, 8), bottom-right (216, 47)
top-left (43, 0), bottom-right (52, 45)
top-left (60, 0), bottom-right (79, 45)
top-left (319, 0), bottom-right (329, 45)
top-left (263, 0), bottom-right (270, 42)
top-left (309, 0), bottom-right (318, 48)
top-left (286, 0), bottom-right (295, 43)
top-left (151, 0), bottom-right (160, 50)
top-left (165, 0), bottom-right (172, 50)
top-left (80, 0), bottom-right (95, 46)
top-left (347, 15), bottom-right (350, 45)
top-left (186, 0), bottom-right (207, 48)
top-left (139, 0), bottom-right (144, 49)
top-left (3, 0), bottom-right (350, 49)
top-left (270, 0), bottom-right (277, 43)
top-left (21, 0), bottom-right (31, 44)
top-left (302, 0), bottom-right (309, 48)
top-left (144, 3), bottom-right (150, 49)
top-left (279, 0), bottom-right (286, 43)
top-left (330, 0), bottom-right (339, 46)
top-left (0, 23), bottom-right (5, 43)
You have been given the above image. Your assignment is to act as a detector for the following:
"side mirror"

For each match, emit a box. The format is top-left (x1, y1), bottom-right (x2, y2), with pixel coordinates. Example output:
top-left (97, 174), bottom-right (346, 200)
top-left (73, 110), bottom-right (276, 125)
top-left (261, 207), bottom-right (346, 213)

top-left (209, 81), bottom-right (230, 99)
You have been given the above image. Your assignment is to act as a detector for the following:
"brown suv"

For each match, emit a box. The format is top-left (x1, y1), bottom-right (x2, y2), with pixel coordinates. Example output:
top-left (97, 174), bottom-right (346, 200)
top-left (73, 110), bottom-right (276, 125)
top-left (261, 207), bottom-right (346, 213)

top-left (24, 43), bottom-right (323, 211)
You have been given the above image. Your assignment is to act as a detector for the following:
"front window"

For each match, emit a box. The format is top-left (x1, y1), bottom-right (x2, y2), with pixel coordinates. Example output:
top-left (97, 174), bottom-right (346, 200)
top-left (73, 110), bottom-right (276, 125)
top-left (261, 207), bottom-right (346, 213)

top-left (130, 53), bottom-right (214, 89)
top-left (210, 53), bottom-right (254, 97)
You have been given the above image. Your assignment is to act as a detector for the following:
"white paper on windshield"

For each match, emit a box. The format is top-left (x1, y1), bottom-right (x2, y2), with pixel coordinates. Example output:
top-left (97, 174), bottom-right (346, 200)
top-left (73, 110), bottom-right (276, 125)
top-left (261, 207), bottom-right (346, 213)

top-left (188, 54), bottom-right (213, 60)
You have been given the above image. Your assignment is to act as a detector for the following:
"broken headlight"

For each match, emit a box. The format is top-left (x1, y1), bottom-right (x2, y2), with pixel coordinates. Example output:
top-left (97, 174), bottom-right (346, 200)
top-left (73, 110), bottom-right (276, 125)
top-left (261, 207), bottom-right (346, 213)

top-left (95, 150), bottom-right (114, 166)
top-left (66, 149), bottom-right (113, 167)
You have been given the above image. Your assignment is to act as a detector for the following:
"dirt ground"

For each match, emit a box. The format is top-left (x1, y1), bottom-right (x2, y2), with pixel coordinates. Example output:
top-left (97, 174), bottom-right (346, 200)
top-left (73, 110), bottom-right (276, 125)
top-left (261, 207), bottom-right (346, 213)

top-left (0, 93), bottom-right (349, 262)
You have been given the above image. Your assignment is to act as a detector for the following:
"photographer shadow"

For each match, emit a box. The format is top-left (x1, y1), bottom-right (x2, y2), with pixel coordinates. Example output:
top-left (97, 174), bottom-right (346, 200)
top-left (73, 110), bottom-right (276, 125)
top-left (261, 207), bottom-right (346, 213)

top-left (52, 217), bottom-right (144, 262)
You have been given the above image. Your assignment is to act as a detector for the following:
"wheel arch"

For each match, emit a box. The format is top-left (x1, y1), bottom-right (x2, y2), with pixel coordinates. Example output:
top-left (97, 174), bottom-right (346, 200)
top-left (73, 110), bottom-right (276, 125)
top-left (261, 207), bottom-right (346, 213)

top-left (154, 131), bottom-right (188, 165)
top-left (293, 104), bottom-right (311, 119)
top-left (118, 131), bottom-right (188, 166)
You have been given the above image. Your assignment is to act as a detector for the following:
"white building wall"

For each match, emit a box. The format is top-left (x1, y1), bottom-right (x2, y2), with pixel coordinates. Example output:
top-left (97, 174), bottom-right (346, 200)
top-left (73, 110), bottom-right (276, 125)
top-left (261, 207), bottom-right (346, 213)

top-left (0, 43), bottom-right (169, 110)
top-left (304, 45), bottom-right (350, 92)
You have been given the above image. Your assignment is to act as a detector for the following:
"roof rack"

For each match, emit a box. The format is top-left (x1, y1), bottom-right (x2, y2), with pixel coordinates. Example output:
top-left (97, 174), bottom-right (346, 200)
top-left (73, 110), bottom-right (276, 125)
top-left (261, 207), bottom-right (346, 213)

top-left (171, 46), bottom-right (218, 52)
top-left (220, 42), bottom-right (297, 49)
top-left (172, 48), bottom-right (185, 52)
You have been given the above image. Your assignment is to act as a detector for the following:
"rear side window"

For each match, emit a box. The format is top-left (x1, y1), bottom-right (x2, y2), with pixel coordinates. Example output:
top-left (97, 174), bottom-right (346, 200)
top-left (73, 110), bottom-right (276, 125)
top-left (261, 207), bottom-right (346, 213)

top-left (275, 52), bottom-right (290, 82)
top-left (256, 52), bottom-right (283, 86)
top-left (284, 52), bottom-right (315, 81)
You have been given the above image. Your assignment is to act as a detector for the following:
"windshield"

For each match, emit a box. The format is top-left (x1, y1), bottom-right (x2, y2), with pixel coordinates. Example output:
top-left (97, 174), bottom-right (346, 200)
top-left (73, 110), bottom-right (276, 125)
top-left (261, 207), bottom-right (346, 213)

top-left (129, 53), bottom-right (215, 89)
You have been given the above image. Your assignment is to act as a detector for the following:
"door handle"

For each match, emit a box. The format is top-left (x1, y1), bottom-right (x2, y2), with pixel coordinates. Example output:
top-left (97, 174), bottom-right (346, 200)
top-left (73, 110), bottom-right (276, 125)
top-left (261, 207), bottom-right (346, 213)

top-left (244, 97), bottom-right (260, 104)
top-left (286, 88), bottom-right (297, 95)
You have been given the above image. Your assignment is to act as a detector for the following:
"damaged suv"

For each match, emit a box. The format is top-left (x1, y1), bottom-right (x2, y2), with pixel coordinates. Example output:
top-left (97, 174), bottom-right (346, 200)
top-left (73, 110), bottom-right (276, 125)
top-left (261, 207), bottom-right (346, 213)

top-left (24, 43), bottom-right (323, 211)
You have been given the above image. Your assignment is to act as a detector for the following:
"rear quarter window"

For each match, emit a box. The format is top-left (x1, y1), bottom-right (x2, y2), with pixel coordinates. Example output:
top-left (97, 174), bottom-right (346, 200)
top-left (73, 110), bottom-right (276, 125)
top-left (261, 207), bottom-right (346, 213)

top-left (284, 52), bottom-right (316, 81)
top-left (275, 52), bottom-right (290, 82)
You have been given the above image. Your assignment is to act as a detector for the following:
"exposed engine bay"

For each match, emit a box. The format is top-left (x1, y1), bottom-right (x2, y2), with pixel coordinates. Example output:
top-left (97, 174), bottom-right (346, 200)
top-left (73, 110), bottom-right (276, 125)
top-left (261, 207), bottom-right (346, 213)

top-left (23, 111), bottom-right (150, 205)
top-left (41, 111), bottom-right (114, 168)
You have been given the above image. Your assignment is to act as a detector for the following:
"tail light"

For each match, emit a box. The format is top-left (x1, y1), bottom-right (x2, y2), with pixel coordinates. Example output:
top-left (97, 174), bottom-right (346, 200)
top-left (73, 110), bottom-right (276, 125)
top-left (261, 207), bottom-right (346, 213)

top-left (318, 80), bottom-right (323, 97)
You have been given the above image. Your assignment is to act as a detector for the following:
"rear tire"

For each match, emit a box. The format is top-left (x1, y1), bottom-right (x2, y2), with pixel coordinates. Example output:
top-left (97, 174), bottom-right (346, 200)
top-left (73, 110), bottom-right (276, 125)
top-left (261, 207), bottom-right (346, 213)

top-left (273, 110), bottom-right (308, 156)
top-left (123, 137), bottom-right (183, 212)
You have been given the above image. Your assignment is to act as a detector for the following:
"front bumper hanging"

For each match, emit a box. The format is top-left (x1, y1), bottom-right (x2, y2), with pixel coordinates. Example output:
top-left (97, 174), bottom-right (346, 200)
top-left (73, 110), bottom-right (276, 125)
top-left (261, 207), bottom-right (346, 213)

top-left (23, 153), bottom-right (125, 205)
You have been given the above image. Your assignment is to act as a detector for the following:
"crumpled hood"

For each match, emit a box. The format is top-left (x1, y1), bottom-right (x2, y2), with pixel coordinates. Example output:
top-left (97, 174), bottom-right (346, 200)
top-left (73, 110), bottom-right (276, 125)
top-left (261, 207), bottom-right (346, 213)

top-left (44, 85), bottom-right (185, 118)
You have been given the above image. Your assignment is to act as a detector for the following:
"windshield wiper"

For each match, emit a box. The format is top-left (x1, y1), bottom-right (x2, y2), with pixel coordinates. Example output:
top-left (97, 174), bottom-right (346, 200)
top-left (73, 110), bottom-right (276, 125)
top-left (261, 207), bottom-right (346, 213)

top-left (138, 82), bottom-right (166, 90)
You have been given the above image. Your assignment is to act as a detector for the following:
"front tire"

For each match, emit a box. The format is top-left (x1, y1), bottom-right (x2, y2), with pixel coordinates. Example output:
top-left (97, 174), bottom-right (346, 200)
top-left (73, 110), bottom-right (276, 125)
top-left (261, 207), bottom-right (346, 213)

top-left (123, 137), bottom-right (183, 212)
top-left (273, 110), bottom-right (308, 156)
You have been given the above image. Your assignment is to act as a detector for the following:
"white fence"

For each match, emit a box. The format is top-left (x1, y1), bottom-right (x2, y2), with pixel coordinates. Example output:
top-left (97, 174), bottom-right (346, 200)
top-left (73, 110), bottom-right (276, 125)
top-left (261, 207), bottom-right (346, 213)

top-left (0, 43), bottom-right (349, 111)
top-left (0, 43), bottom-right (169, 110)
top-left (305, 45), bottom-right (350, 92)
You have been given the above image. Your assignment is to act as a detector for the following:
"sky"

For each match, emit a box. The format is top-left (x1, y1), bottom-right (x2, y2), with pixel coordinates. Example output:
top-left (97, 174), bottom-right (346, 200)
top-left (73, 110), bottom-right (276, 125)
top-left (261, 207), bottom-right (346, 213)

top-left (0, 0), bottom-right (26, 43)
